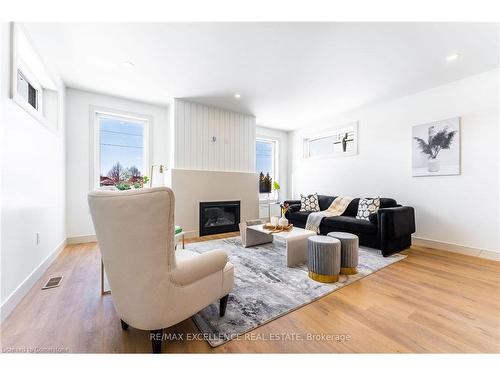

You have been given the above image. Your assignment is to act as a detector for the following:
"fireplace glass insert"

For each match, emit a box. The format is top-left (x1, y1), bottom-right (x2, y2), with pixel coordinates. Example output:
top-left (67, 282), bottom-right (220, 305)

top-left (199, 201), bottom-right (241, 236)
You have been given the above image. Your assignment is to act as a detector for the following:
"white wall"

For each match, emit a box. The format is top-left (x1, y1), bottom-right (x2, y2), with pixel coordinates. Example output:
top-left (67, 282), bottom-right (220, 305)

top-left (65, 88), bottom-right (169, 238)
top-left (0, 23), bottom-right (66, 315)
top-left (289, 69), bottom-right (499, 253)
top-left (171, 99), bottom-right (256, 173)
top-left (167, 99), bottom-right (259, 234)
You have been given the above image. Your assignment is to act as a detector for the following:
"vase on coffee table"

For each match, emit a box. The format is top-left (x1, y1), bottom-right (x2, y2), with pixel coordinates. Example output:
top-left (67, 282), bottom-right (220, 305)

top-left (278, 215), bottom-right (288, 227)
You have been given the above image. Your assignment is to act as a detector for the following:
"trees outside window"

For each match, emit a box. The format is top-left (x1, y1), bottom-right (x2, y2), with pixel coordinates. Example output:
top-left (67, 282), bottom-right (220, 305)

top-left (95, 113), bottom-right (149, 189)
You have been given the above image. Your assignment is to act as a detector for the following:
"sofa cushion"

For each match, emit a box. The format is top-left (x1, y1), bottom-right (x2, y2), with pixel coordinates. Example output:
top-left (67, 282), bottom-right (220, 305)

top-left (356, 197), bottom-right (381, 221)
top-left (318, 195), bottom-right (336, 211)
top-left (343, 198), bottom-right (360, 216)
top-left (342, 197), bottom-right (397, 216)
top-left (322, 216), bottom-right (377, 234)
top-left (300, 193), bottom-right (320, 212)
top-left (287, 210), bottom-right (311, 223)
top-left (380, 198), bottom-right (397, 208)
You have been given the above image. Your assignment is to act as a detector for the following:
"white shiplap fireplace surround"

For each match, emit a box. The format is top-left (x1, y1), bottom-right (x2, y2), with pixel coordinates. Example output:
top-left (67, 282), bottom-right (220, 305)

top-left (167, 99), bottom-right (259, 237)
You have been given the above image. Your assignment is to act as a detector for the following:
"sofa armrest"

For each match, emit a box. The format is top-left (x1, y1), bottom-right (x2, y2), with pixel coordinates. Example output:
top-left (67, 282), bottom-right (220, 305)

top-left (378, 206), bottom-right (416, 239)
top-left (285, 200), bottom-right (301, 214)
top-left (171, 249), bottom-right (228, 286)
top-left (286, 205), bottom-right (301, 218)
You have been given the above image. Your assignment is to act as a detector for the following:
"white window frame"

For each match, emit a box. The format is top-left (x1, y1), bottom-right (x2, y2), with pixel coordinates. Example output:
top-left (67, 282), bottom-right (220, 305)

top-left (89, 106), bottom-right (153, 190)
top-left (303, 122), bottom-right (358, 160)
top-left (10, 23), bottom-right (60, 132)
top-left (16, 67), bottom-right (41, 111)
top-left (256, 137), bottom-right (279, 202)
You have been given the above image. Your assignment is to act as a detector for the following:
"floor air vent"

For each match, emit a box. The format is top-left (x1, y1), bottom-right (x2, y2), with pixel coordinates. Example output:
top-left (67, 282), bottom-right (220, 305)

top-left (42, 276), bottom-right (63, 290)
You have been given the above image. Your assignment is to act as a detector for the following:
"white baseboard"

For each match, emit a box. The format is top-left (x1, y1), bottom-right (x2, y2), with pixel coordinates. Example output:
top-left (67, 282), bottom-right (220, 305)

top-left (67, 234), bottom-right (96, 244)
top-left (182, 230), bottom-right (199, 239)
top-left (0, 239), bottom-right (67, 323)
top-left (67, 232), bottom-right (202, 243)
top-left (67, 229), bottom-right (239, 243)
top-left (412, 236), bottom-right (500, 261)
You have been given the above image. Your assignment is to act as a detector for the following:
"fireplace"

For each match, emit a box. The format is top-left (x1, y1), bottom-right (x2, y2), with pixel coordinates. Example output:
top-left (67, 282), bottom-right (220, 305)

top-left (199, 201), bottom-right (241, 236)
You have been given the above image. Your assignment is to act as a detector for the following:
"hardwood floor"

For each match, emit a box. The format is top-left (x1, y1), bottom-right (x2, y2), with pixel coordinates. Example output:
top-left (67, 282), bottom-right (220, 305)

top-left (1, 232), bottom-right (499, 353)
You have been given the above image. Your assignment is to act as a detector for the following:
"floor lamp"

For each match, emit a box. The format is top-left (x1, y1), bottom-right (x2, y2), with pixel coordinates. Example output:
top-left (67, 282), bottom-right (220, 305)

top-left (149, 164), bottom-right (185, 250)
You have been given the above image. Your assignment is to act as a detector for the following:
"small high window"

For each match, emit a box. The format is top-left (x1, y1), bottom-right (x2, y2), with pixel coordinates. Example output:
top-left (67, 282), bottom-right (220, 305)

top-left (303, 123), bottom-right (358, 159)
top-left (16, 70), bottom-right (38, 110)
top-left (11, 23), bottom-right (60, 131)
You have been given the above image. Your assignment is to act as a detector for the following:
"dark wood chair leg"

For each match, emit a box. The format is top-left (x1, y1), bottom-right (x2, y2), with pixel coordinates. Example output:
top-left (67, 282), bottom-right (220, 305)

top-left (120, 320), bottom-right (129, 330)
top-left (150, 329), bottom-right (163, 354)
top-left (220, 295), bottom-right (229, 317)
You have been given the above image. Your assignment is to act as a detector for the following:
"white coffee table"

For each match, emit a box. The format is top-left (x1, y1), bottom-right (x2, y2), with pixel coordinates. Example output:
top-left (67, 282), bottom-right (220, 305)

top-left (246, 224), bottom-right (316, 267)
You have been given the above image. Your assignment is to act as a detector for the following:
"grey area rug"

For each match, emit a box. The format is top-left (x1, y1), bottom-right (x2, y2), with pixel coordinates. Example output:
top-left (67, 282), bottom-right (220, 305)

top-left (188, 237), bottom-right (406, 347)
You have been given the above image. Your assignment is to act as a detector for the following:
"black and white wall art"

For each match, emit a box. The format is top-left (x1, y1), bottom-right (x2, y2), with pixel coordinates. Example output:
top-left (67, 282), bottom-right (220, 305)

top-left (412, 117), bottom-right (460, 177)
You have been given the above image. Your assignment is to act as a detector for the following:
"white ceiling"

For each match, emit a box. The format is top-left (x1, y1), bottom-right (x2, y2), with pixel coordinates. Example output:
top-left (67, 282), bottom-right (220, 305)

top-left (24, 22), bottom-right (499, 130)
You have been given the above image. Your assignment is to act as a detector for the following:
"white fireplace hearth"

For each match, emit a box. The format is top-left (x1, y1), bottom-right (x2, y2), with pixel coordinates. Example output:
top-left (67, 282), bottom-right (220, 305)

top-left (166, 169), bottom-right (259, 238)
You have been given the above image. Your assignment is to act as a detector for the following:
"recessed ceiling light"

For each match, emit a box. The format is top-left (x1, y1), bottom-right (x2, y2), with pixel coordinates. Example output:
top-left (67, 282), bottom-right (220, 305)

top-left (446, 53), bottom-right (461, 62)
top-left (122, 60), bottom-right (135, 68)
top-left (234, 93), bottom-right (241, 99)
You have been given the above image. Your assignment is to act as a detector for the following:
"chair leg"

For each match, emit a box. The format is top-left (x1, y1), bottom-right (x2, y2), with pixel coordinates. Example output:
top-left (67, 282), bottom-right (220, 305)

top-left (120, 319), bottom-right (129, 330)
top-left (101, 259), bottom-right (111, 295)
top-left (150, 329), bottom-right (163, 354)
top-left (220, 295), bottom-right (229, 317)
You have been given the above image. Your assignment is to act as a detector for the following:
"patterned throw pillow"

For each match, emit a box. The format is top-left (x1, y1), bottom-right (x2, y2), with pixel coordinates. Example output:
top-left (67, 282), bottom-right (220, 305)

top-left (356, 197), bottom-right (380, 220)
top-left (300, 193), bottom-right (320, 212)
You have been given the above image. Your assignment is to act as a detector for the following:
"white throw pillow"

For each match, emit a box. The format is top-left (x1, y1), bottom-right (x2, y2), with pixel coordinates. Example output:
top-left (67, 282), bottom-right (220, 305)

top-left (300, 193), bottom-right (320, 212)
top-left (356, 197), bottom-right (380, 220)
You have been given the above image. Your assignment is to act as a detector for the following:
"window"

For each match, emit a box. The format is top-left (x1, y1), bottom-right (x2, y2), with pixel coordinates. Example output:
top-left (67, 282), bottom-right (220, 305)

top-left (93, 111), bottom-right (150, 190)
top-left (11, 23), bottom-right (60, 130)
top-left (256, 138), bottom-right (278, 200)
top-left (16, 70), bottom-right (38, 110)
top-left (303, 122), bottom-right (358, 159)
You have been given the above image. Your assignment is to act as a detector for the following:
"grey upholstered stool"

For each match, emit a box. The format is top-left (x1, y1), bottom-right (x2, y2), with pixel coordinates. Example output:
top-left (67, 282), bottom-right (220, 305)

top-left (327, 232), bottom-right (359, 275)
top-left (307, 235), bottom-right (341, 283)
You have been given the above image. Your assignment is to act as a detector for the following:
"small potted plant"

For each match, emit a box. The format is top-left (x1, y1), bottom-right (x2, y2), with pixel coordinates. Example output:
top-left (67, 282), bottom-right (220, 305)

top-left (273, 180), bottom-right (281, 202)
top-left (414, 126), bottom-right (457, 172)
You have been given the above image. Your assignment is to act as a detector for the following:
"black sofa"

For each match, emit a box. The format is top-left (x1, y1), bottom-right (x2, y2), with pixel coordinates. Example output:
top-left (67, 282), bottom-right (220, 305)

top-left (284, 195), bottom-right (415, 256)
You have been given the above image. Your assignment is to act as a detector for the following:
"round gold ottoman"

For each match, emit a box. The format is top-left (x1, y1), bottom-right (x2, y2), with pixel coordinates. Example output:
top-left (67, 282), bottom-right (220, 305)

top-left (327, 232), bottom-right (359, 275)
top-left (307, 235), bottom-right (341, 283)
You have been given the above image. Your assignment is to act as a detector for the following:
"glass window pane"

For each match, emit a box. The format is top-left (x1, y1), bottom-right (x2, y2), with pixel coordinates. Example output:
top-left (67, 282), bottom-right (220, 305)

top-left (308, 131), bottom-right (354, 157)
top-left (99, 117), bottom-right (145, 188)
top-left (17, 70), bottom-right (38, 110)
top-left (256, 141), bottom-right (274, 176)
top-left (28, 84), bottom-right (37, 109)
top-left (17, 71), bottom-right (29, 102)
top-left (256, 139), bottom-right (276, 197)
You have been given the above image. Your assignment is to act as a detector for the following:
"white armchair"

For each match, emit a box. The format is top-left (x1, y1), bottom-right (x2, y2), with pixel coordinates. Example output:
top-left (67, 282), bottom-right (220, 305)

top-left (88, 187), bottom-right (234, 353)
